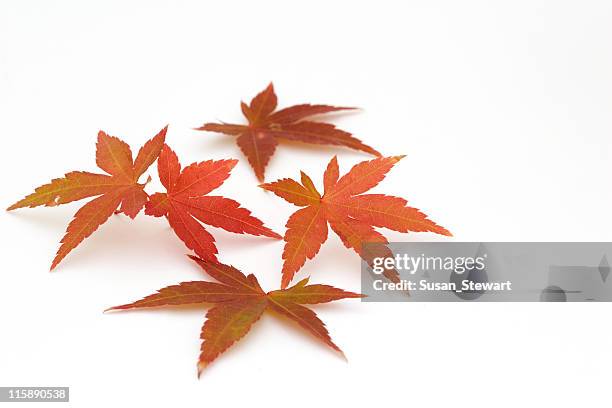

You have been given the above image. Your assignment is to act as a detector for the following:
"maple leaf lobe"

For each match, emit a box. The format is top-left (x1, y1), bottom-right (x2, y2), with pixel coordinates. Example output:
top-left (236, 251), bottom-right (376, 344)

top-left (280, 205), bottom-right (328, 288)
top-left (133, 125), bottom-right (168, 179)
top-left (96, 131), bottom-right (135, 180)
top-left (258, 178), bottom-right (321, 207)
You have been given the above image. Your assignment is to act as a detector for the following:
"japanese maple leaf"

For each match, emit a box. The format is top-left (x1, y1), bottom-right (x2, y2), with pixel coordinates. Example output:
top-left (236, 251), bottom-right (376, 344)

top-left (7, 127), bottom-right (167, 270)
top-left (196, 83), bottom-right (380, 181)
top-left (261, 155), bottom-right (452, 288)
top-left (144, 144), bottom-right (281, 261)
top-left (107, 256), bottom-right (363, 376)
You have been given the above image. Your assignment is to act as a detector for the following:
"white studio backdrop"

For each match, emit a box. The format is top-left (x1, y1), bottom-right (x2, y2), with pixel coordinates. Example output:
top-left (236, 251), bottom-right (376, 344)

top-left (1, 1), bottom-right (611, 407)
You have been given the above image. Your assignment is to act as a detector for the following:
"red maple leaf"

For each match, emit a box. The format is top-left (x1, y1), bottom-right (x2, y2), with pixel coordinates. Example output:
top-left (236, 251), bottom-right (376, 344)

top-left (261, 156), bottom-right (452, 288)
top-left (7, 127), bottom-right (167, 269)
top-left (196, 83), bottom-right (380, 181)
top-left (144, 144), bottom-right (281, 261)
top-left (107, 256), bottom-right (363, 376)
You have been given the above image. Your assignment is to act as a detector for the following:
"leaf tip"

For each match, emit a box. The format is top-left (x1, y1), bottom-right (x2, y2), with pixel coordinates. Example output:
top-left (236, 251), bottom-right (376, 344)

top-left (193, 124), bottom-right (211, 132)
top-left (269, 231), bottom-right (283, 240)
top-left (258, 182), bottom-right (275, 192)
top-left (50, 251), bottom-right (66, 271)
top-left (226, 158), bottom-right (239, 169)
top-left (197, 362), bottom-right (207, 378)
top-left (324, 338), bottom-right (346, 359)
top-left (97, 130), bottom-right (110, 144)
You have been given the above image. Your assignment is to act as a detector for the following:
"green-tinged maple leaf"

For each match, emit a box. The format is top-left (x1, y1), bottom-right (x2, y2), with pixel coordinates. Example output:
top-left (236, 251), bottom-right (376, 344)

top-left (196, 83), bottom-right (380, 181)
top-left (144, 144), bottom-right (281, 262)
top-left (261, 156), bottom-right (452, 288)
top-left (7, 127), bottom-right (168, 269)
top-left (106, 256), bottom-right (364, 376)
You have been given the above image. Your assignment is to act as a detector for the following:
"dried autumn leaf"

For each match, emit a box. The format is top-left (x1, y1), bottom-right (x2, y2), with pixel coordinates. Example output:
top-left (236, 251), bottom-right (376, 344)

top-left (106, 256), bottom-right (363, 376)
top-left (144, 144), bottom-right (281, 261)
top-left (196, 83), bottom-right (380, 181)
top-left (7, 127), bottom-right (168, 269)
top-left (261, 156), bottom-right (452, 288)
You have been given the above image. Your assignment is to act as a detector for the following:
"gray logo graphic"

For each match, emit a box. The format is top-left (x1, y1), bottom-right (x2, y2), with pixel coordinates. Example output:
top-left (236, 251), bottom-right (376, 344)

top-left (450, 243), bottom-right (488, 300)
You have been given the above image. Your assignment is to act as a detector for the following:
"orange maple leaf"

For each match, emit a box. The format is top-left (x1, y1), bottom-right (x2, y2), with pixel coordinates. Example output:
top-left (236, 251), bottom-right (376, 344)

top-left (196, 83), bottom-right (380, 181)
top-left (8, 127), bottom-right (167, 269)
top-left (144, 144), bottom-right (281, 261)
top-left (261, 156), bottom-right (452, 288)
top-left (106, 256), bottom-right (363, 376)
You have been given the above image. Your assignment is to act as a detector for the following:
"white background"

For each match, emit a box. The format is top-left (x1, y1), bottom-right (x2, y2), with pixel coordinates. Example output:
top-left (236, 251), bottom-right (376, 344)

top-left (1, 1), bottom-right (612, 406)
